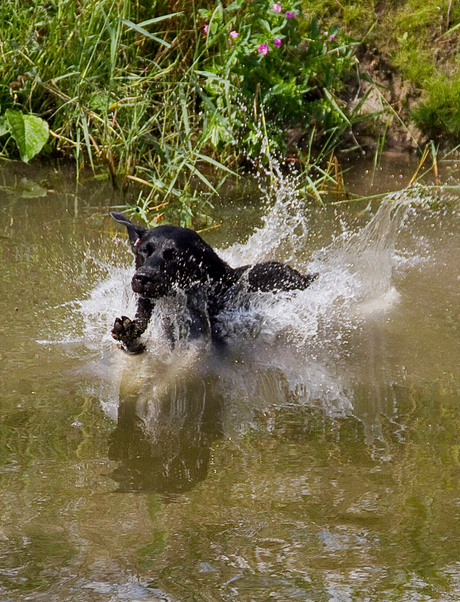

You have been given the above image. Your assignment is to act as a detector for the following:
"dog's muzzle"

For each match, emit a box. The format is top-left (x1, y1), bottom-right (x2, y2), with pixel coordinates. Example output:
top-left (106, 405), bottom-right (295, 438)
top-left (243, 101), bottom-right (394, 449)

top-left (131, 270), bottom-right (170, 297)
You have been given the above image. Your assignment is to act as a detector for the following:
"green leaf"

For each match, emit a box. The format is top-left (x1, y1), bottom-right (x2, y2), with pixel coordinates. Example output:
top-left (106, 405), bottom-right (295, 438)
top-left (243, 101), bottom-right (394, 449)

top-left (260, 19), bottom-right (271, 34)
top-left (138, 13), bottom-right (182, 27)
top-left (322, 90), bottom-right (350, 125)
top-left (0, 114), bottom-right (12, 137)
top-left (195, 151), bottom-right (237, 175)
top-left (122, 19), bottom-right (171, 48)
top-left (4, 110), bottom-right (49, 162)
top-left (310, 17), bottom-right (319, 38)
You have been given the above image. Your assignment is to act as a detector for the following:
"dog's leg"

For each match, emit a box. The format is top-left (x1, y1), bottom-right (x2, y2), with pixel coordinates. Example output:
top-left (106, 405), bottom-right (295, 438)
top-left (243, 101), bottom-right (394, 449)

top-left (112, 297), bottom-right (154, 354)
top-left (186, 288), bottom-right (211, 341)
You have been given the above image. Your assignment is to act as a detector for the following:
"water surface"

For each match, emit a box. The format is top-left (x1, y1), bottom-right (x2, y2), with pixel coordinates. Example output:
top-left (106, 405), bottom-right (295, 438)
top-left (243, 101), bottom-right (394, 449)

top-left (1, 158), bottom-right (460, 601)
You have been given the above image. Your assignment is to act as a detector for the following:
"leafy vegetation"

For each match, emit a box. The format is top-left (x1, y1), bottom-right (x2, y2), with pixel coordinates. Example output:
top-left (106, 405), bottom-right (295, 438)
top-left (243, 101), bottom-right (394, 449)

top-left (0, 0), bottom-right (363, 224)
top-left (197, 0), bottom-right (356, 158)
top-left (0, 110), bottom-right (49, 162)
top-left (1, 0), bottom-right (459, 223)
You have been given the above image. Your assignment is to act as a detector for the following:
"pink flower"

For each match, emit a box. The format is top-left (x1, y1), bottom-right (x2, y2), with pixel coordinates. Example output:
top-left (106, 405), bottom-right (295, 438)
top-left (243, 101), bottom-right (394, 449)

top-left (329, 34), bottom-right (335, 41)
top-left (272, 2), bottom-right (282, 12)
top-left (204, 23), bottom-right (209, 33)
top-left (286, 10), bottom-right (296, 18)
top-left (258, 44), bottom-right (269, 55)
top-left (274, 37), bottom-right (282, 46)
top-left (229, 30), bottom-right (239, 39)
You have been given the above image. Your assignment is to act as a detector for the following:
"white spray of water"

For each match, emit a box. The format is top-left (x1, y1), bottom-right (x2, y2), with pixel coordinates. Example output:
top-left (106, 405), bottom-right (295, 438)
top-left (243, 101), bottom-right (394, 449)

top-left (220, 163), bottom-right (312, 267)
top-left (219, 169), bottom-right (417, 353)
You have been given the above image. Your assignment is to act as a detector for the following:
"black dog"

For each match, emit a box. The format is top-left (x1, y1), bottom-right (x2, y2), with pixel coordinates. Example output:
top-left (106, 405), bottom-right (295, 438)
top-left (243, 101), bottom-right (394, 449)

top-left (110, 212), bottom-right (317, 353)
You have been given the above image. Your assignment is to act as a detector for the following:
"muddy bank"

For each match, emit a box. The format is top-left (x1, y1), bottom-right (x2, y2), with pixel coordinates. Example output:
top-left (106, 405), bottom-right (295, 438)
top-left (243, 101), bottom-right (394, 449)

top-left (342, 45), bottom-right (424, 153)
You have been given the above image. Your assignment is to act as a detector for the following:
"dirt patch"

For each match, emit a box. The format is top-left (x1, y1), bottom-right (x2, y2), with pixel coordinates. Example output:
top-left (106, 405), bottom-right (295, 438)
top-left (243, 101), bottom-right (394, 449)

top-left (344, 45), bottom-right (426, 152)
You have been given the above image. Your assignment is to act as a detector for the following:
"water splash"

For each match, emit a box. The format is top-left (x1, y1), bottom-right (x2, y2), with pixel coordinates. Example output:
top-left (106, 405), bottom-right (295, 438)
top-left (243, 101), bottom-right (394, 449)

top-left (48, 177), bottom-right (431, 437)
top-left (220, 162), bottom-right (312, 267)
top-left (317, 194), bottom-right (411, 300)
top-left (219, 180), bottom-right (418, 355)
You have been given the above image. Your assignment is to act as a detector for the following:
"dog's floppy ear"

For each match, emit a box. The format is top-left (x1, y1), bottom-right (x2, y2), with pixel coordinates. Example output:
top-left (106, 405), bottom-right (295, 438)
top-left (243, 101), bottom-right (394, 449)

top-left (110, 212), bottom-right (147, 247)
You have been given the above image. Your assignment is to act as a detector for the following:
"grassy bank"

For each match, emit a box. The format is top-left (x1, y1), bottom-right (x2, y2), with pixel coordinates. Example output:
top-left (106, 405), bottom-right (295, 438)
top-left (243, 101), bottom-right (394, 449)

top-left (1, 0), bottom-right (458, 224)
top-left (309, 0), bottom-right (460, 144)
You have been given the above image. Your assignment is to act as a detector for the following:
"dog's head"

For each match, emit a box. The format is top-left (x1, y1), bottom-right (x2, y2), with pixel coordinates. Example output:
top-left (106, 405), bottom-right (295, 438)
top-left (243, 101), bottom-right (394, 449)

top-left (111, 212), bottom-right (231, 298)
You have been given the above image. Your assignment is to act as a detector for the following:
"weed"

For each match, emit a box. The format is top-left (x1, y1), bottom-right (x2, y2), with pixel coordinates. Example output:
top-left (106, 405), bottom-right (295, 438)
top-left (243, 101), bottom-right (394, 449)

top-left (197, 0), bottom-right (357, 158)
top-left (413, 75), bottom-right (460, 143)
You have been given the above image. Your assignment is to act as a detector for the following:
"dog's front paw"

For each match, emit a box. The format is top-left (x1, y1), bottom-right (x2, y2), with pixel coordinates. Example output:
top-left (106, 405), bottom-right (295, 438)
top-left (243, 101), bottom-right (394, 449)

top-left (112, 316), bottom-right (146, 354)
top-left (112, 316), bottom-right (141, 342)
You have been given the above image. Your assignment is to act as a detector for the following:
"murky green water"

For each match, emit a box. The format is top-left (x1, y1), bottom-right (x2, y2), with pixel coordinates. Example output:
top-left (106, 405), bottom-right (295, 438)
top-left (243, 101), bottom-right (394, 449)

top-left (1, 158), bottom-right (460, 601)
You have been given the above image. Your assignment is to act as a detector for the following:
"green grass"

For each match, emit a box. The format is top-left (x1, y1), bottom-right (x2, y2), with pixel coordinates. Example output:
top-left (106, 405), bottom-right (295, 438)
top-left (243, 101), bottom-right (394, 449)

top-left (1, 0), bottom-right (234, 223)
top-left (0, 0), bottom-right (365, 223)
top-left (2, 0), bottom-right (459, 224)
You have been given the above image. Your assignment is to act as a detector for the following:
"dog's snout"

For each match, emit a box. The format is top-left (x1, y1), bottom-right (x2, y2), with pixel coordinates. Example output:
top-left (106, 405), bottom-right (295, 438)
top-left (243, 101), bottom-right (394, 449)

top-left (131, 270), bottom-right (156, 294)
top-left (131, 267), bottom-right (170, 298)
top-left (132, 271), bottom-right (149, 285)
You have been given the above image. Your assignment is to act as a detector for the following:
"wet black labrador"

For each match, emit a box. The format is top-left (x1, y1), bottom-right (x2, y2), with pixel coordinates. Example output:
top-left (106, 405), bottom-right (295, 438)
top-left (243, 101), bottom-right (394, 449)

top-left (110, 211), bottom-right (317, 353)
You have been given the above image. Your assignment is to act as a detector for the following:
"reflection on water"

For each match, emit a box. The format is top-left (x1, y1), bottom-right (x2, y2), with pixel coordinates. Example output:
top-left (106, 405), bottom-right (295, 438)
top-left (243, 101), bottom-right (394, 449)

top-left (0, 159), bottom-right (460, 601)
top-left (107, 352), bottom-right (225, 494)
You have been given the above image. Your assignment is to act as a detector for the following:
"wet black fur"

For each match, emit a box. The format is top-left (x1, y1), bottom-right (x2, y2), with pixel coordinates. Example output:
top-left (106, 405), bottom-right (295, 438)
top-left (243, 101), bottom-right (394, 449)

top-left (110, 212), bottom-right (317, 353)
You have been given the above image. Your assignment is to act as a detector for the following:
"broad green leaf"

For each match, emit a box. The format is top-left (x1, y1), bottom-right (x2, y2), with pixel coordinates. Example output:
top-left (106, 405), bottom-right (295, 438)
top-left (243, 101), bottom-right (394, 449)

top-left (0, 114), bottom-right (11, 137)
top-left (5, 110), bottom-right (49, 162)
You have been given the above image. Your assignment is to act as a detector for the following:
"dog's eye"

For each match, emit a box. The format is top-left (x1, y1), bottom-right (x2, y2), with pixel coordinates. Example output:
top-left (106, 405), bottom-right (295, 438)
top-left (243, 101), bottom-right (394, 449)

top-left (163, 247), bottom-right (177, 261)
top-left (145, 242), bottom-right (156, 255)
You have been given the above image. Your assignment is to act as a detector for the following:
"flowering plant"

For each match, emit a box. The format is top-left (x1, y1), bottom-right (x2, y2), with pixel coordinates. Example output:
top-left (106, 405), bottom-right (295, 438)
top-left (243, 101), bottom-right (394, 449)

top-left (198, 0), bottom-right (355, 157)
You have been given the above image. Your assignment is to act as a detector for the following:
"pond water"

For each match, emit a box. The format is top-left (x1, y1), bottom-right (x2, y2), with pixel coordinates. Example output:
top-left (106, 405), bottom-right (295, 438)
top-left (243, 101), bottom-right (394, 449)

top-left (1, 157), bottom-right (460, 601)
